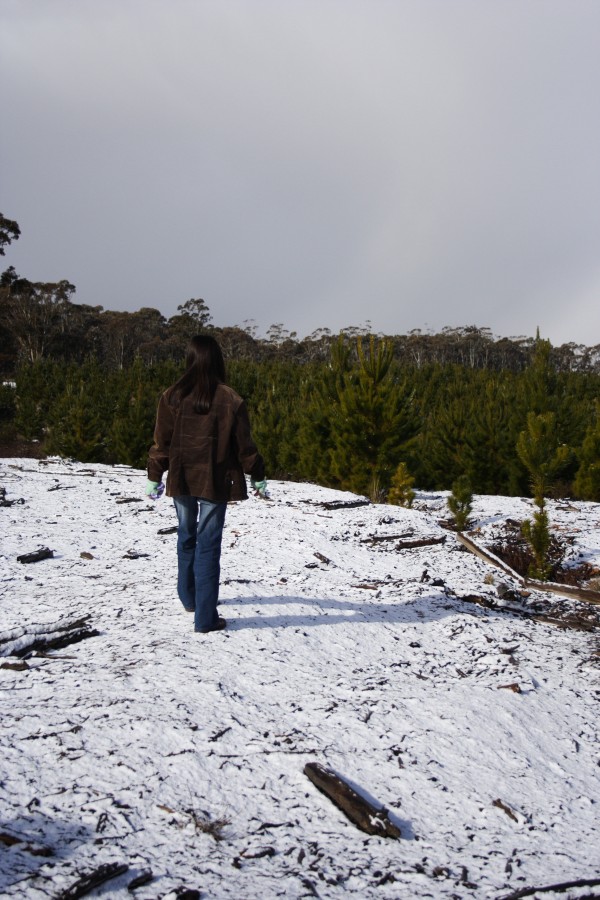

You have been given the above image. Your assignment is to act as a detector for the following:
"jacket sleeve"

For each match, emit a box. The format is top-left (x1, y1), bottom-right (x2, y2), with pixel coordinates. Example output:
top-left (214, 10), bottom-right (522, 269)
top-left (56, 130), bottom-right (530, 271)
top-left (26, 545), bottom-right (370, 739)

top-left (147, 392), bottom-right (175, 482)
top-left (234, 401), bottom-right (265, 481)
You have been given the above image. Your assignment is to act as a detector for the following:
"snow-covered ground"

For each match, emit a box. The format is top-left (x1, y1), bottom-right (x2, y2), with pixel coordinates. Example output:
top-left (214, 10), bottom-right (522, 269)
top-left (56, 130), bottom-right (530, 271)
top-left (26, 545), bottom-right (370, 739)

top-left (1, 458), bottom-right (599, 899)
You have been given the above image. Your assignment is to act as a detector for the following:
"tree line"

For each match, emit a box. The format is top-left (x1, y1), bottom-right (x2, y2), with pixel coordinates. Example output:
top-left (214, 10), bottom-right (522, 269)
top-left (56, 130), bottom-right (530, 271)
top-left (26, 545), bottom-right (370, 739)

top-left (1, 212), bottom-right (599, 501)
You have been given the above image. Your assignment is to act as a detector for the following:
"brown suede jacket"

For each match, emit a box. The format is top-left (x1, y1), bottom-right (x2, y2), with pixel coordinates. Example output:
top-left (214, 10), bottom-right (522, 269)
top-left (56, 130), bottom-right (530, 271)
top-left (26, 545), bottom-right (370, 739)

top-left (147, 383), bottom-right (265, 502)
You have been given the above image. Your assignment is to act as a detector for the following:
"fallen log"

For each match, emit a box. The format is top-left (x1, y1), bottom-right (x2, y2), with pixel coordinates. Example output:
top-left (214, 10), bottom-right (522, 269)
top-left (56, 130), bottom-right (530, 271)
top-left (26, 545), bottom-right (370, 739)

top-left (57, 863), bottom-right (129, 900)
top-left (127, 869), bottom-right (153, 891)
top-left (17, 547), bottom-right (54, 564)
top-left (0, 615), bottom-right (100, 658)
top-left (457, 533), bottom-right (600, 606)
top-left (304, 761), bottom-right (401, 838)
top-left (455, 532), bottom-right (522, 579)
top-left (320, 499), bottom-right (370, 511)
top-left (361, 531), bottom-right (414, 545)
top-left (395, 536), bottom-right (446, 550)
top-left (522, 577), bottom-right (600, 607)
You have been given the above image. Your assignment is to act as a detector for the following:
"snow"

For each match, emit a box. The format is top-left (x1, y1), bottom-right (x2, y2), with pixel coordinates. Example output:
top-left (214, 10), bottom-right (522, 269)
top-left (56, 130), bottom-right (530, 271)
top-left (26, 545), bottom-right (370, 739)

top-left (1, 457), bottom-right (599, 899)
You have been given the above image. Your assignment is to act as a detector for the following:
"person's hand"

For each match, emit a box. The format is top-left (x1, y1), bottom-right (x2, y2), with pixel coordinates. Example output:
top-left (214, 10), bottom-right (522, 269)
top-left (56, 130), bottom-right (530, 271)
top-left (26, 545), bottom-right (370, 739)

top-left (145, 480), bottom-right (164, 500)
top-left (251, 478), bottom-right (269, 499)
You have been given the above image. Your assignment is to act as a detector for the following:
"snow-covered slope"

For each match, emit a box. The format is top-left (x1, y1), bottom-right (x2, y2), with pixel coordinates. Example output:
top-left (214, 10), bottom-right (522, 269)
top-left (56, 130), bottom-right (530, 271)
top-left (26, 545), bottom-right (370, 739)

top-left (1, 458), bottom-right (598, 899)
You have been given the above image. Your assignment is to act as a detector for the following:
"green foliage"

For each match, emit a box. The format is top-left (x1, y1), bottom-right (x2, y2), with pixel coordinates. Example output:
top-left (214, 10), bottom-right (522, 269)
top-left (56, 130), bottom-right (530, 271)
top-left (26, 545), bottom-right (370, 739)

top-left (0, 212), bottom-right (20, 254)
top-left (330, 336), bottom-right (418, 496)
top-left (6, 338), bottom-right (600, 505)
top-left (0, 381), bottom-right (15, 422)
top-left (447, 474), bottom-right (473, 531)
top-left (109, 361), bottom-right (160, 468)
top-left (294, 340), bottom-right (351, 487)
top-left (14, 360), bottom-right (67, 441)
top-left (573, 401), bottom-right (600, 501)
top-left (45, 377), bottom-right (106, 462)
top-left (516, 412), bottom-right (571, 501)
top-left (387, 462), bottom-right (415, 507)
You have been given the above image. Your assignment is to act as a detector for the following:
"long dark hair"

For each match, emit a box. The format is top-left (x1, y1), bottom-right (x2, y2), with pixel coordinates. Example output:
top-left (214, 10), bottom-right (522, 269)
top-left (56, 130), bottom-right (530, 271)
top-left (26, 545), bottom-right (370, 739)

top-left (168, 335), bottom-right (226, 413)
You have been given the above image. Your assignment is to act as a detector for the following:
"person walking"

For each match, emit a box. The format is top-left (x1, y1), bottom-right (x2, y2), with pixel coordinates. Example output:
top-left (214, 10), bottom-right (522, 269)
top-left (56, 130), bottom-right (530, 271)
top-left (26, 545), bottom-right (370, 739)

top-left (146, 335), bottom-right (266, 634)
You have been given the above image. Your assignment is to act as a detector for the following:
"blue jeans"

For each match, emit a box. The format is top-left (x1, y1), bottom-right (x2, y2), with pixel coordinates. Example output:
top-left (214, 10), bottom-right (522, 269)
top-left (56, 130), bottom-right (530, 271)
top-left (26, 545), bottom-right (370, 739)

top-left (173, 496), bottom-right (227, 632)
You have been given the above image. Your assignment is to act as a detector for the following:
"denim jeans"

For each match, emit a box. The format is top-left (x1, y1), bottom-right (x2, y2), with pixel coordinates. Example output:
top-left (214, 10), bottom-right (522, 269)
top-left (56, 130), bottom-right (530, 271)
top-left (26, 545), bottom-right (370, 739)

top-left (173, 496), bottom-right (227, 632)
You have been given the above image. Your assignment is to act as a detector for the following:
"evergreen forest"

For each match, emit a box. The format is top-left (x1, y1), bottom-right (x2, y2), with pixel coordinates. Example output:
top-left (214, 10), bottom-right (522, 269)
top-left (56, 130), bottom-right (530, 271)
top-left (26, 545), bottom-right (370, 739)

top-left (1, 212), bottom-right (599, 502)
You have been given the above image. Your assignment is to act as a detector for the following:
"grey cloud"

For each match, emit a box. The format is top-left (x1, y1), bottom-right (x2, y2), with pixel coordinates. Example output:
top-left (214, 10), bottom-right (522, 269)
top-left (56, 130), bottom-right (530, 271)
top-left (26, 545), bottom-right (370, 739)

top-left (1, 0), bottom-right (599, 344)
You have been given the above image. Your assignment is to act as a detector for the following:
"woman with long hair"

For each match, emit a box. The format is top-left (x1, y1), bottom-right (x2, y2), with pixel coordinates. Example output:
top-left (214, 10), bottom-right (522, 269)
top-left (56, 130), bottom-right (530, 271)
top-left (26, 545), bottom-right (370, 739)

top-left (146, 334), bottom-right (266, 634)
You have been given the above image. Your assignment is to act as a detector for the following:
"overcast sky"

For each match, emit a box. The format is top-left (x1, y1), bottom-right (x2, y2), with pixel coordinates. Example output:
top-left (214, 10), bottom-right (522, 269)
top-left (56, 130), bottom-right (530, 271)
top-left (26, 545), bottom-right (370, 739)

top-left (2, 0), bottom-right (600, 345)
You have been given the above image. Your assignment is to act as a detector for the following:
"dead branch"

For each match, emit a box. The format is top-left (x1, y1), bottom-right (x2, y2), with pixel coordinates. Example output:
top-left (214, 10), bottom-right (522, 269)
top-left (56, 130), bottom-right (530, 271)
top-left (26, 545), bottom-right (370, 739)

top-left (493, 798), bottom-right (519, 821)
top-left (304, 761), bottom-right (401, 838)
top-left (457, 593), bottom-right (597, 632)
top-left (498, 876), bottom-right (600, 900)
top-left (57, 862), bottom-right (129, 899)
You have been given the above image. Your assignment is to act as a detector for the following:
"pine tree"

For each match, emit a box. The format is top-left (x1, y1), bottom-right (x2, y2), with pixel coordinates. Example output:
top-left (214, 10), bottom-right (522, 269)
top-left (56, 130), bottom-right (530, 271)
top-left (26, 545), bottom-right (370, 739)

top-left (295, 339), bottom-right (352, 487)
top-left (330, 337), bottom-right (417, 498)
top-left (516, 411), bottom-right (571, 500)
top-left (516, 411), bottom-right (571, 579)
top-left (573, 400), bottom-right (600, 501)
top-left (46, 377), bottom-right (105, 462)
top-left (109, 363), bottom-right (158, 468)
top-left (387, 462), bottom-right (415, 507)
top-left (447, 475), bottom-right (473, 530)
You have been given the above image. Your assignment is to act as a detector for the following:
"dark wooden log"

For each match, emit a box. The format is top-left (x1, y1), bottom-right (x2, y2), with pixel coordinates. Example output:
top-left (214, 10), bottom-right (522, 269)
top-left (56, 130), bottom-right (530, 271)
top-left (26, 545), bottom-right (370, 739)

top-left (361, 531), bottom-right (414, 544)
top-left (321, 499), bottom-right (370, 510)
top-left (127, 869), bottom-right (153, 891)
top-left (158, 525), bottom-right (178, 534)
top-left (395, 536), bottom-right (446, 550)
top-left (57, 863), bottom-right (129, 900)
top-left (17, 547), bottom-right (54, 564)
top-left (313, 552), bottom-right (331, 564)
top-left (304, 762), bottom-right (401, 838)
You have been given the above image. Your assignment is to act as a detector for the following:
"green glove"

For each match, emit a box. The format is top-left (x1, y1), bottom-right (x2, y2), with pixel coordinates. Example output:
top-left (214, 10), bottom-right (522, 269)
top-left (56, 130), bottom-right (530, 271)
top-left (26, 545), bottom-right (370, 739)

top-left (145, 480), bottom-right (164, 500)
top-left (251, 478), bottom-right (269, 498)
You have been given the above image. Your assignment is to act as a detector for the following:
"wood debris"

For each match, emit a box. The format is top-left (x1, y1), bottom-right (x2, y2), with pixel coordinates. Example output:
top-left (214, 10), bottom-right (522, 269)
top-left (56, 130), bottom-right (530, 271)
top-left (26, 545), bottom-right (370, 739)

top-left (304, 761), bottom-right (401, 838)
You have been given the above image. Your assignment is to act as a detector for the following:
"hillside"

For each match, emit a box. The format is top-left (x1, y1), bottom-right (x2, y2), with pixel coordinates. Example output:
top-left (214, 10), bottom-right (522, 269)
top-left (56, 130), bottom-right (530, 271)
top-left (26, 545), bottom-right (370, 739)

top-left (1, 459), bottom-right (599, 899)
